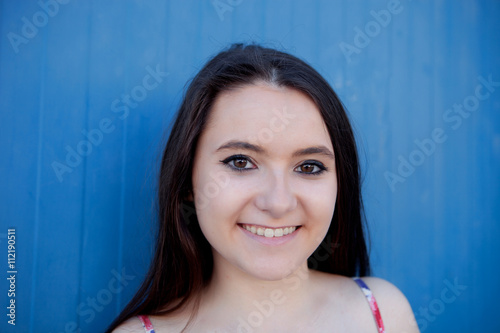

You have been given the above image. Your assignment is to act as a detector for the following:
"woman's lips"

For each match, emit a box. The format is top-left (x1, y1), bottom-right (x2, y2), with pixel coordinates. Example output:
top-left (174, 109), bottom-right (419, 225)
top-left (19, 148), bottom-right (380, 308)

top-left (238, 223), bottom-right (301, 246)
top-left (238, 223), bottom-right (300, 238)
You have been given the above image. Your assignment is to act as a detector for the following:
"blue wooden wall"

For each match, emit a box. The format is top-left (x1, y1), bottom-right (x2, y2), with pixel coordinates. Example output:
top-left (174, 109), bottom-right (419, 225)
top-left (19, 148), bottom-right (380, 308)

top-left (1, 0), bottom-right (499, 332)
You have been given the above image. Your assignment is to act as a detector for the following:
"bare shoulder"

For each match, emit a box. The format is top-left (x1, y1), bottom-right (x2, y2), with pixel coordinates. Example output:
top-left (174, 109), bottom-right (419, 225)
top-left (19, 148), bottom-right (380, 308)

top-left (309, 272), bottom-right (420, 332)
top-left (112, 316), bottom-right (144, 332)
top-left (361, 277), bottom-right (420, 333)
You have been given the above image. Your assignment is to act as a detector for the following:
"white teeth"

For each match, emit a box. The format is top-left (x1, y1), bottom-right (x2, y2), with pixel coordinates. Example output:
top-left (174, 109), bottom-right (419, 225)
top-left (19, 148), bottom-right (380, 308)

top-left (243, 225), bottom-right (298, 238)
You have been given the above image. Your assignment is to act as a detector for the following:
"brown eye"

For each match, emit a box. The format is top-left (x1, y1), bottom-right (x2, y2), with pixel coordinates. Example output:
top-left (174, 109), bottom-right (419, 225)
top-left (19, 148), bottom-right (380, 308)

top-left (233, 159), bottom-right (248, 169)
top-left (294, 161), bottom-right (326, 175)
top-left (300, 164), bottom-right (315, 173)
top-left (220, 155), bottom-right (257, 172)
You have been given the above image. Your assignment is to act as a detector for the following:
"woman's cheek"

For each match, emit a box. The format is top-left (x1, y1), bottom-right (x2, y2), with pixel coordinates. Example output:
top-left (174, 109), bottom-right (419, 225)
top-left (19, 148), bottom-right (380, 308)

top-left (299, 180), bottom-right (337, 226)
top-left (194, 172), bottom-right (248, 223)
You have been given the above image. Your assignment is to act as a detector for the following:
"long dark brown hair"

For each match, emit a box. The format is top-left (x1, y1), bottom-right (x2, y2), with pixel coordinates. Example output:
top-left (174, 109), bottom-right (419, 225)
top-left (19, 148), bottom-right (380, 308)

top-left (106, 43), bottom-right (370, 332)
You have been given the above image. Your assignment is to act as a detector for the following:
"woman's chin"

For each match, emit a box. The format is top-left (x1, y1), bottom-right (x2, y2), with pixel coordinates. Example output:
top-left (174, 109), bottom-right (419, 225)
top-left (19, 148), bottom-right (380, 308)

top-left (240, 260), bottom-right (304, 282)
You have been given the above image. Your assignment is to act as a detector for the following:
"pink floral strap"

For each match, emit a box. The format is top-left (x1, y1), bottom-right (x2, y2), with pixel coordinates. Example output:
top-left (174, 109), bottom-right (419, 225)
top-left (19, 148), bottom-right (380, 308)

top-left (137, 315), bottom-right (156, 333)
top-left (353, 278), bottom-right (386, 333)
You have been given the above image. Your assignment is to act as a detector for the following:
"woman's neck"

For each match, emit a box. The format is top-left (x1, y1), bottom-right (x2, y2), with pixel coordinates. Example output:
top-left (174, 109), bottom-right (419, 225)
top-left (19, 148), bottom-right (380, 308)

top-left (198, 253), bottom-right (321, 329)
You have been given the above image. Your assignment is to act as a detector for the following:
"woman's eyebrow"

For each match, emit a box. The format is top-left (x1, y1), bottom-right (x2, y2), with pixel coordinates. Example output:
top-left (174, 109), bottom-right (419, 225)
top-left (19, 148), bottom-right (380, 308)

top-left (216, 141), bottom-right (334, 160)
top-left (216, 140), bottom-right (265, 154)
top-left (292, 146), bottom-right (335, 160)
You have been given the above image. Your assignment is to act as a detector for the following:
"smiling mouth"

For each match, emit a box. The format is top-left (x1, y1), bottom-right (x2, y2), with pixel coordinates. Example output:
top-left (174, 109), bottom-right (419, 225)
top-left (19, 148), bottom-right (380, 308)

top-left (238, 223), bottom-right (301, 238)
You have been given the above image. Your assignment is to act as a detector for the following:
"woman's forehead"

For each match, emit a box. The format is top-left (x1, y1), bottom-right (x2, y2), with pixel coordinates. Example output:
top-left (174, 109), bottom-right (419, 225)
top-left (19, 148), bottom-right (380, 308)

top-left (200, 83), bottom-right (333, 153)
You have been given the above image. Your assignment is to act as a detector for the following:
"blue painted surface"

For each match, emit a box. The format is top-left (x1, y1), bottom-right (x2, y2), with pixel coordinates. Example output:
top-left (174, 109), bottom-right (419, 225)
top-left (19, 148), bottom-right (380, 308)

top-left (0, 0), bottom-right (498, 332)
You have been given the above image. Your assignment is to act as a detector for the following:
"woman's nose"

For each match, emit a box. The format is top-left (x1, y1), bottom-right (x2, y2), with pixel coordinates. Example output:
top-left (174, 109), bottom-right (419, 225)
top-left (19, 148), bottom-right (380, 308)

top-left (254, 170), bottom-right (297, 219)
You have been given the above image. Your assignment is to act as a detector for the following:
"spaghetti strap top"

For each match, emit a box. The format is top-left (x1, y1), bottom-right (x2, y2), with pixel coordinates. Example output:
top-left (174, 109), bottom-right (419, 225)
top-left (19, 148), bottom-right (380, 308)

top-left (137, 278), bottom-right (385, 333)
top-left (353, 277), bottom-right (386, 333)
top-left (137, 315), bottom-right (155, 333)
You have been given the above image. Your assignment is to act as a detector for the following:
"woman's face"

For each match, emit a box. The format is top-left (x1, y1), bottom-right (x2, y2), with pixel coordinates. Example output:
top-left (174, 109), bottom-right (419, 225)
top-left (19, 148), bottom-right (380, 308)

top-left (192, 82), bottom-right (337, 281)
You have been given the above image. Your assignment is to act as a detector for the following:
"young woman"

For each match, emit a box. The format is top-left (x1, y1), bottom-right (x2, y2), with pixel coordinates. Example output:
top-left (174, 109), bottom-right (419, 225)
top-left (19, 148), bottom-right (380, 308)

top-left (107, 43), bottom-right (419, 332)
